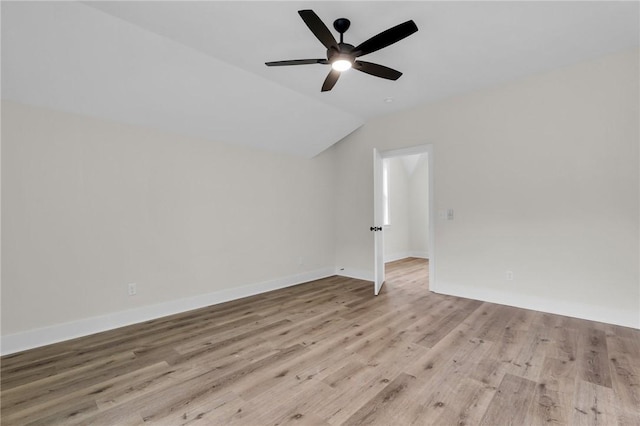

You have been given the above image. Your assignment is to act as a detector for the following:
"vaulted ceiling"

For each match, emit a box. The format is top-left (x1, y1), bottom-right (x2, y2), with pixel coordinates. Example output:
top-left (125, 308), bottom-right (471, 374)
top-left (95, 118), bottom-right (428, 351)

top-left (2, 1), bottom-right (638, 157)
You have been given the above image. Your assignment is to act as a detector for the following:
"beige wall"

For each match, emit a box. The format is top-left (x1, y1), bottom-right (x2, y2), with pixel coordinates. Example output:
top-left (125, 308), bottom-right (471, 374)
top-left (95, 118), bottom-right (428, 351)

top-left (334, 49), bottom-right (639, 327)
top-left (1, 101), bottom-right (337, 336)
top-left (2, 48), bottom-right (638, 350)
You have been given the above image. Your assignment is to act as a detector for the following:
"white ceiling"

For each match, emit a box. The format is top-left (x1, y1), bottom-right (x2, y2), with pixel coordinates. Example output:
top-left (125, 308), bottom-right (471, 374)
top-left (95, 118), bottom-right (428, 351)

top-left (2, 1), bottom-right (639, 158)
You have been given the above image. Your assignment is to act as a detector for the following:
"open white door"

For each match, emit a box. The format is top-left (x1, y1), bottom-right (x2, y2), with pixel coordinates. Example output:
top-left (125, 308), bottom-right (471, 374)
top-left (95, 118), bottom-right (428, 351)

top-left (372, 144), bottom-right (434, 295)
top-left (373, 148), bottom-right (385, 295)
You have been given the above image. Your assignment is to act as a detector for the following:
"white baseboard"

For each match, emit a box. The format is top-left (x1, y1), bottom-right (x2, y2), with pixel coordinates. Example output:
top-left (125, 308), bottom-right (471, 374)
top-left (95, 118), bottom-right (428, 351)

top-left (384, 251), bottom-right (429, 263)
top-left (410, 251), bottom-right (429, 259)
top-left (5, 268), bottom-right (636, 355)
top-left (335, 266), bottom-right (374, 282)
top-left (1, 267), bottom-right (336, 355)
top-left (433, 282), bottom-right (639, 330)
top-left (384, 251), bottom-right (412, 263)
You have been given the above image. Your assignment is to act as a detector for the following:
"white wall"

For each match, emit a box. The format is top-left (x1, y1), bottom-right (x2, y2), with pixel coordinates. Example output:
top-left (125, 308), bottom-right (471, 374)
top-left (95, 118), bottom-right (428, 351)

top-left (1, 101), bottom-right (337, 350)
top-left (383, 157), bottom-right (410, 261)
top-left (409, 155), bottom-right (429, 257)
top-left (383, 155), bottom-right (429, 262)
top-left (334, 49), bottom-right (639, 328)
top-left (2, 48), bottom-right (638, 355)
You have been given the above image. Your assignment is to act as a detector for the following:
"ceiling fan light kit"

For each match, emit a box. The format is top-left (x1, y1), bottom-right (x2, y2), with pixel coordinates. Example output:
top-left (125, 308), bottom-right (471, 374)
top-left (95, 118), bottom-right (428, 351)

top-left (331, 57), bottom-right (353, 72)
top-left (265, 10), bottom-right (418, 92)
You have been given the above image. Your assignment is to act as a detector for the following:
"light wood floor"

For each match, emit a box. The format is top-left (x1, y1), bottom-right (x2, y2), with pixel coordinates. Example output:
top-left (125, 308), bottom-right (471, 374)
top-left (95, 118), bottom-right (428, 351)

top-left (2, 258), bottom-right (639, 425)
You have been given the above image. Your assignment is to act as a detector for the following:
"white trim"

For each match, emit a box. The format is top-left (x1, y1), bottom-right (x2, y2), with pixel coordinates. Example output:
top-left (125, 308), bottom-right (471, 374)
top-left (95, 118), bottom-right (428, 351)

top-left (335, 266), bottom-right (374, 282)
top-left (377, 144), bottom-right (435, 292)
top-left (433, 282), bottom-right (640, 330)
top-left (410, 251), bottom-right (429, 259)
top-left (0, 267), bottom-right (335, 355)
top-left (384, 251), bottom-right (429, 263)
top-left (382, 145), bottom-right (432, 158)
top-left (427, 146), bottom-right (435, 292)
top-left (3, 268), bottom-right (635, 355)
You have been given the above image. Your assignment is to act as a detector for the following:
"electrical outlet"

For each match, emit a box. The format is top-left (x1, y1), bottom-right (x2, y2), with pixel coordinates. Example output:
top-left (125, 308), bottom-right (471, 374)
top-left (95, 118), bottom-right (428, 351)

top-left (128, 282), bottom-right (137, 296)
top-left (505, 271), bottom-right (514, 281)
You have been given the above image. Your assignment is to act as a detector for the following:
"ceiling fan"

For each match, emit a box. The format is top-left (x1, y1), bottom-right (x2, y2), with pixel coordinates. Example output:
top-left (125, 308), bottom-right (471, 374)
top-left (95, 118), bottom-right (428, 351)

top-left (265, 10), bottom-right (418, 92)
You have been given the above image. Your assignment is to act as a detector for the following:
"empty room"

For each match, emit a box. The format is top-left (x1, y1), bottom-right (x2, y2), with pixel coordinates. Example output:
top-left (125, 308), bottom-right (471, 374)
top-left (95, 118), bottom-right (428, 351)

top-left (1, 1), bottom-right (639, 425)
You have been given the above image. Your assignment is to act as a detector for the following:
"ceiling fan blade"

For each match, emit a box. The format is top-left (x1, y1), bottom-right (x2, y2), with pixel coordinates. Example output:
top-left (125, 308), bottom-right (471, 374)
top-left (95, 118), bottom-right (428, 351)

top-left (354, 60), bottom-right (403, 80)
top-left (321, 69), bottom-right (341, 92)
top-left (266, 59), bottom-right (328, 66)
top-left (298, 10), bottom-right (339, 50)
top-left (353, 20), bottom-right (418, 57)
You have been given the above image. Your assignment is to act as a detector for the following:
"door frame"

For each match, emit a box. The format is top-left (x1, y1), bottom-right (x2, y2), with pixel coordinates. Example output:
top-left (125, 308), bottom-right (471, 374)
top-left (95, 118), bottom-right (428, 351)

top-left (374, 144), bottom-right (435, 293)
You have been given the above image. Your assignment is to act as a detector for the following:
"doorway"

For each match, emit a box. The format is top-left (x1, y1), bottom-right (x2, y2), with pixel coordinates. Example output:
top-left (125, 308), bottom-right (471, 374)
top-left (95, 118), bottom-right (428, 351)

top-left (373, 145), bottom-right (434, 295)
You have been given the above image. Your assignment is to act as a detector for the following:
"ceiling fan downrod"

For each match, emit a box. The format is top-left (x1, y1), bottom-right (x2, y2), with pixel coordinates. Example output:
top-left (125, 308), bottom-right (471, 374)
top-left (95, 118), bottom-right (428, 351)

top-left (333, 18), bottom-right (351, 44)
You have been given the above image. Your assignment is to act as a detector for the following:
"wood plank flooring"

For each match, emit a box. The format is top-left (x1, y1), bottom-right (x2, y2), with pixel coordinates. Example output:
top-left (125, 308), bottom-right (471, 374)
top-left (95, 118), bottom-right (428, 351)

top-left (2, 258), bottom-right (639, 425)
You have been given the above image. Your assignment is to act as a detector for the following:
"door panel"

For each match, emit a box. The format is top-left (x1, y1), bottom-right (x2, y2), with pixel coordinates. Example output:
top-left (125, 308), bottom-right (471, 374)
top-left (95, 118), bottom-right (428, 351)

top-left (373, 148), bottom-right (385, 295)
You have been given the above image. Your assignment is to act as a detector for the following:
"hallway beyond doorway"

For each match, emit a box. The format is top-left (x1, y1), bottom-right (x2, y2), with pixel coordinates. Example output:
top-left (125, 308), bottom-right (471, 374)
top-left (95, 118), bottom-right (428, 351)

top-left (385, 257), bottom-right (429, 291)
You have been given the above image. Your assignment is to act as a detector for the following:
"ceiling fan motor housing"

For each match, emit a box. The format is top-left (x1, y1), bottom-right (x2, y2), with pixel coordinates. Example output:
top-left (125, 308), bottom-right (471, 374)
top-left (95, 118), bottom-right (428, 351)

top-left (333, 18), bottom-right (351, 34)
top-left (327, 43), bottom-right (355, 62)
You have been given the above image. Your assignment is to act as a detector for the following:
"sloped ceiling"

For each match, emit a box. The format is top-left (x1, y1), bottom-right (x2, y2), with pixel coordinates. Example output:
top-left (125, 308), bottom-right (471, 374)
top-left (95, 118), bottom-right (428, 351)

top-left (2, 1), bottom-right (639, 158)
